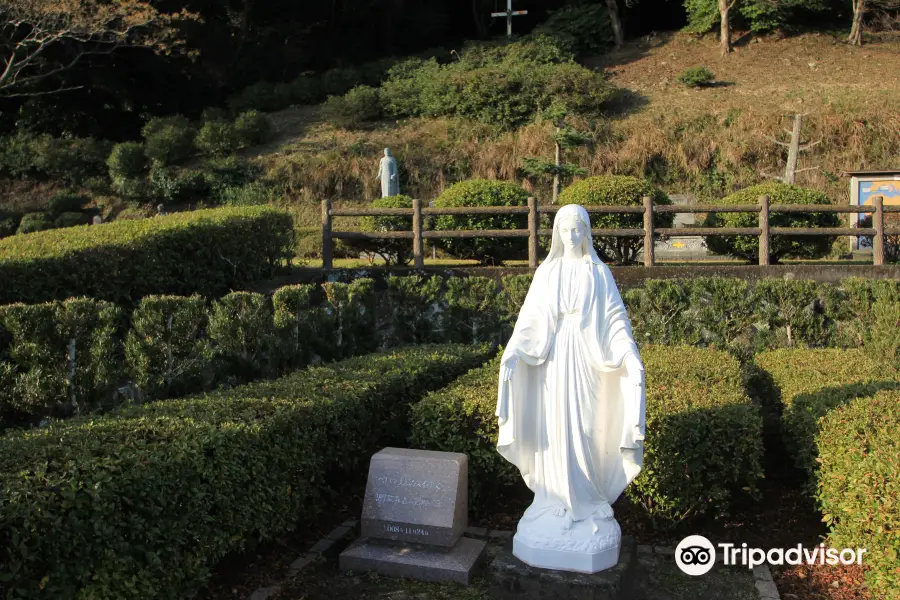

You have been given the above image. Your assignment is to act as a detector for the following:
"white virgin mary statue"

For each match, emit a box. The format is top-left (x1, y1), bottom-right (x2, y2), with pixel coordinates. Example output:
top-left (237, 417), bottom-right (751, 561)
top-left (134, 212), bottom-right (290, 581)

top-left (496, 203), bottom-right (646, 574)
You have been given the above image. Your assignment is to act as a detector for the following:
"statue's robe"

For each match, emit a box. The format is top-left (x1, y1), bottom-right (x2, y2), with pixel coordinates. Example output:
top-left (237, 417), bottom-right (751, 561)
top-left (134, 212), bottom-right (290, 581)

top-left (496, 256), bottom-right (645, 523)
top-left (377, 156), bottom-right (399, 197)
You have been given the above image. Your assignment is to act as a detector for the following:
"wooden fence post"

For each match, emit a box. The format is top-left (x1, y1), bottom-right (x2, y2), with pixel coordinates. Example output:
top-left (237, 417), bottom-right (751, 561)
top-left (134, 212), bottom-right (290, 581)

top-left (759, 195), bottom-right (770, 266)
top-left (412, 198), bottom-right (424, 270)
top-left (321, 199), bottom-right (332, 271)
top-left (528, 196), bottom-right (538, 269)
top-left (643, 196), bottom-right (654, 267)
top-left (873, 195), bottom-right (885, 266)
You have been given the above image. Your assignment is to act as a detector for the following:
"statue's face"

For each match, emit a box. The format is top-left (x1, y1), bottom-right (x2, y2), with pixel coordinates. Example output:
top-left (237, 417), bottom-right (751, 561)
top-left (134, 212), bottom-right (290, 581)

top-left (558, 215), bottom-right (584, 251)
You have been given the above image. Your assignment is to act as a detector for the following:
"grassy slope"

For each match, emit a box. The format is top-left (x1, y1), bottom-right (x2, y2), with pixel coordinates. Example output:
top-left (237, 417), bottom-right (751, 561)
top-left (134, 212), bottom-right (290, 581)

top-left (257, 31), bottom-right (899, 229)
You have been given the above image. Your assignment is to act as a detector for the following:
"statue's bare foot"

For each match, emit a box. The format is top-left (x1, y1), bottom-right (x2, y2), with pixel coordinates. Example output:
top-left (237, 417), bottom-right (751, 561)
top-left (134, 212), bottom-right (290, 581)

top-left (553, 506), bottom-right (567, 518)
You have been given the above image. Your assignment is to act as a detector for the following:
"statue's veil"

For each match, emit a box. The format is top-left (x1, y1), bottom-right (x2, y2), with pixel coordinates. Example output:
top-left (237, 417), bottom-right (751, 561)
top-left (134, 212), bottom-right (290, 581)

top-left (540, 204), bottom-right (604, 269)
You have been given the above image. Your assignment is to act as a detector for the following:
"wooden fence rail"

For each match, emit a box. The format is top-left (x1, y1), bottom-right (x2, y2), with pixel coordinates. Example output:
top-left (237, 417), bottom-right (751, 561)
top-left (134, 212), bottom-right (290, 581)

top-left (322, 195), bottom-right (896, 270)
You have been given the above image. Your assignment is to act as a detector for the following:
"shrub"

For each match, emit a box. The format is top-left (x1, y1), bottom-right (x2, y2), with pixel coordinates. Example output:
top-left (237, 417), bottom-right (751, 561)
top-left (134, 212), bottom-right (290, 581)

top-left (53, 212), bottom-right (89, 228)
top-left (323, 85), bottom-right (383, 129)
top-left (107, 141), bottom-right (148, 180)
top-left (201, 106), bottom-right (230, 122)
top-left (0, 215), bottom-right (19, 238)
top-left (272, 284), bottom-right (328, 370)
top-left (756, 348), bottom-right (900, 489)
top-left (678, 66), bottom-right (715, 88)
top-left (321, 279), bottom-right (377, 360)
top-left (380, 274), bottom-right (447, 347)
top-left (141, 115), bottom-right (197, 165)
top-left (148, 166), bottom-right (211, 203)
top-left (15, 212), bottom-right (54, 234)
top-left (201, 155), bottom-right (261, 196)
top-left (228, 81), bottom-right (294, 113)
top-left (125, 295), bottom-right (210, 400)
top-left (444, 276), bottom-right (505, 344)
top-left (216, 181), bottom-right (277, 206)
top-left (206, 292), bottom-right (276, 383)
top-left (0, 206), bottom-right (295, 305)
top-left (195, 120), bottom-right (241, 157)
top-left (703, 183), bottom-right (840, 263)
top-left (288, 76), bottom-right (324, 105)
top-left (0, 131), bottom-right (41, 178)
top-left (864, 289), bottom-right (900, 369)
top-left (410, 344), bottom-right (763, 524)
top-left (431, 179), bottom-right (530, 265)
top-left (557, 175), bottom-right (674, 264)
top-left (233, 110), bottom-right (274, 146)
top-left (532, 5), bottom-right (615, 57)
top-left (30, 136), bottom-right (113, 185)
top-left (48, 192), bottom-right (87, 215)
top-left (344, 195), bottom-right (414, 265)
top-left (0, 298), bottom-right (122, 423)
top-left (817, 392), bottom-right (900, 598)
top-left (321, 67), bottom-right (361, 97)
top-left (0, 343), bottom-right (493, 600)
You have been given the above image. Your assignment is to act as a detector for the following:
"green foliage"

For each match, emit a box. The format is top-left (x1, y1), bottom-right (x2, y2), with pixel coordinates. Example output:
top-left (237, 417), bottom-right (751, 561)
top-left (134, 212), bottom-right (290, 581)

top-left (0, 344), bottom-right (492, 600)
top-left (703, 182), bottom-right (840, 263)
top-left (0, 215), bottom-right (19, 238)
top-left (678, 66), bottom-right (715, 88)
top-left (346, 195), bottom-right (415, 265)
top-left (321, 67), bottom-right (362, 97)
top-left (233, 110), bottom-right (274, 146)
top-left (216, 181), bottom-right (277, 206)
top-left (498, 274), bottom-right (533, 322)
top-left (0, 206), bottom-right (295, 305)
top-left (125, 295), bottom-right (210, 400)
top-left (228, 81), bottom-right (296, 113)
top-left (107, 141), bottom-right (149, 180)
top-left (201, 155), bottom-right (261, 198)
top-left (272, 284), bottom-right (327, 370)
top-left (817, 392), bottom-right (900, 597)
top-left (206, 292), bottom-right (277, 382)
top-left (632, 346), bottom-right (764, 524)
top-left (195, 120), bottom-right (241, 157)
top-left (141, 115), bottom-right (197, 165)
top-left (323, 85), bottom-right (383, 129)
top-left (444, 276), bottom-right (506, 345)
top-left (430, 179), bottom-right (530, 265)
top-left (48, 192), bottom-right (87, 215)
top-left (30, 135), bottom-right (113, 186)
top-left (409, 352), bottom-right (520, 513)
top-left (16, 212), bottom-right (54, 234)
top-left (756, 348), bottom-right (900, 490)
top-left (148, 166), bottom-right (211, 203)
top-left (410, 345), bottom-right (763, 524)
top-left (557, 175), bottom-right (674, 264)
top-left (0, 298), bottom-right (122, 423)
top-left (0, 131), bottom-right (42, 178)
top-left (864, 286), bottom-right (900, 369)
top-left (322, 279), bottom-right (377, 360)
top-left (379, 37), bottom-right (611, 129)
top-left (532, 4), bottom-right (615, 57)
top-left (53, 212), bottom-right (89, 229)
top-left (381, 275), bottom-right (446, 346)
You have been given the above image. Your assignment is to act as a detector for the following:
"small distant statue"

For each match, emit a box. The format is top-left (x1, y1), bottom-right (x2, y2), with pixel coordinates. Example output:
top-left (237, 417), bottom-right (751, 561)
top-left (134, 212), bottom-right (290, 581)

top-left (375, 147), bottom-right (399, 198)
top-left (156, 203), bottom-right (167, 217)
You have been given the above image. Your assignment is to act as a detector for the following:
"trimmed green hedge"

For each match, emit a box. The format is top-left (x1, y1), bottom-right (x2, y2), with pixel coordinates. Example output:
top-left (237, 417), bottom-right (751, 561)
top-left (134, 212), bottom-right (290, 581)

top-left (755, 348), bottom-right (900, 488)
top-left (817, 391), bottom-right (900, 598)
top-left (0, 343), bottom-right (493, 600)
top-left (410, 345), bottom-right (763, 525)
top-left (0, 206), bottom-right (294, 305)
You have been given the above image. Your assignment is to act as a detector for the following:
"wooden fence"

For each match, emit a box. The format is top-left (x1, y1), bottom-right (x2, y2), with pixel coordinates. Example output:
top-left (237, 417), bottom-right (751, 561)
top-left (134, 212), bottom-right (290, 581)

top-left (321, 195), bottom-right (900, 269)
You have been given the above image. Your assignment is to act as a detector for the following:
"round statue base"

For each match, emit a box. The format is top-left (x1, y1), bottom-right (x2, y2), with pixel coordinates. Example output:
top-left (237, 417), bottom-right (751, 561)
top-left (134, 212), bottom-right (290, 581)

top-left (512, 514), bottom-right (622, 574)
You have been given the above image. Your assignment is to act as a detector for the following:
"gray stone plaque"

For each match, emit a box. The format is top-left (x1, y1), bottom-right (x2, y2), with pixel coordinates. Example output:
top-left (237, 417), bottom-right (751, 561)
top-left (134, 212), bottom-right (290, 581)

top-left (361, 447), bottom-right (468, 548)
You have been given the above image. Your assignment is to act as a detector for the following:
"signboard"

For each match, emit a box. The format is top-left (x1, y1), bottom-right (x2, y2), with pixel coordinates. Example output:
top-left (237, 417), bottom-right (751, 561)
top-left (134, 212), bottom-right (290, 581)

top-left (849, 173), bottom-right (900, 250)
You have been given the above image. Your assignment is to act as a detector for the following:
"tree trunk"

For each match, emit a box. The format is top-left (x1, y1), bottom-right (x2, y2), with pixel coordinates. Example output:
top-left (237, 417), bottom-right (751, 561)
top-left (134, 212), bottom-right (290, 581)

top-left (604, 0), bottom-right (625, 49)
top-left (553, 127), bottom-right (561, 204)
top-left (848, 0), bottom-right (865, 45)
top-left (719, 0), bottom-right (733, 55)
top-left (784, 114), bottom-right (803, 184)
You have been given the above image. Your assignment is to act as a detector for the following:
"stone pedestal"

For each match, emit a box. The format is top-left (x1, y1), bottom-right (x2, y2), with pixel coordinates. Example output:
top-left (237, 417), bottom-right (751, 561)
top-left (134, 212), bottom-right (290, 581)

top-left (513, 516), bottom-right (622, 574)
top-left (339, 447), bottom-right (486, 585)
top-left (340, 537), bottom-right (487, 585)
top-left (490, 535), bottom-right (636, 600)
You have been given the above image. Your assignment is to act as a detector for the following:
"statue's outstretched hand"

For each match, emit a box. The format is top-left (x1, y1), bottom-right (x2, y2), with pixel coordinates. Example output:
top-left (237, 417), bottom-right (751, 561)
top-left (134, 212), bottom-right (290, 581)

top-left (500, 353), bottom-right (518, 382)
top-left (623, 354), bottom-right (644, 389)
